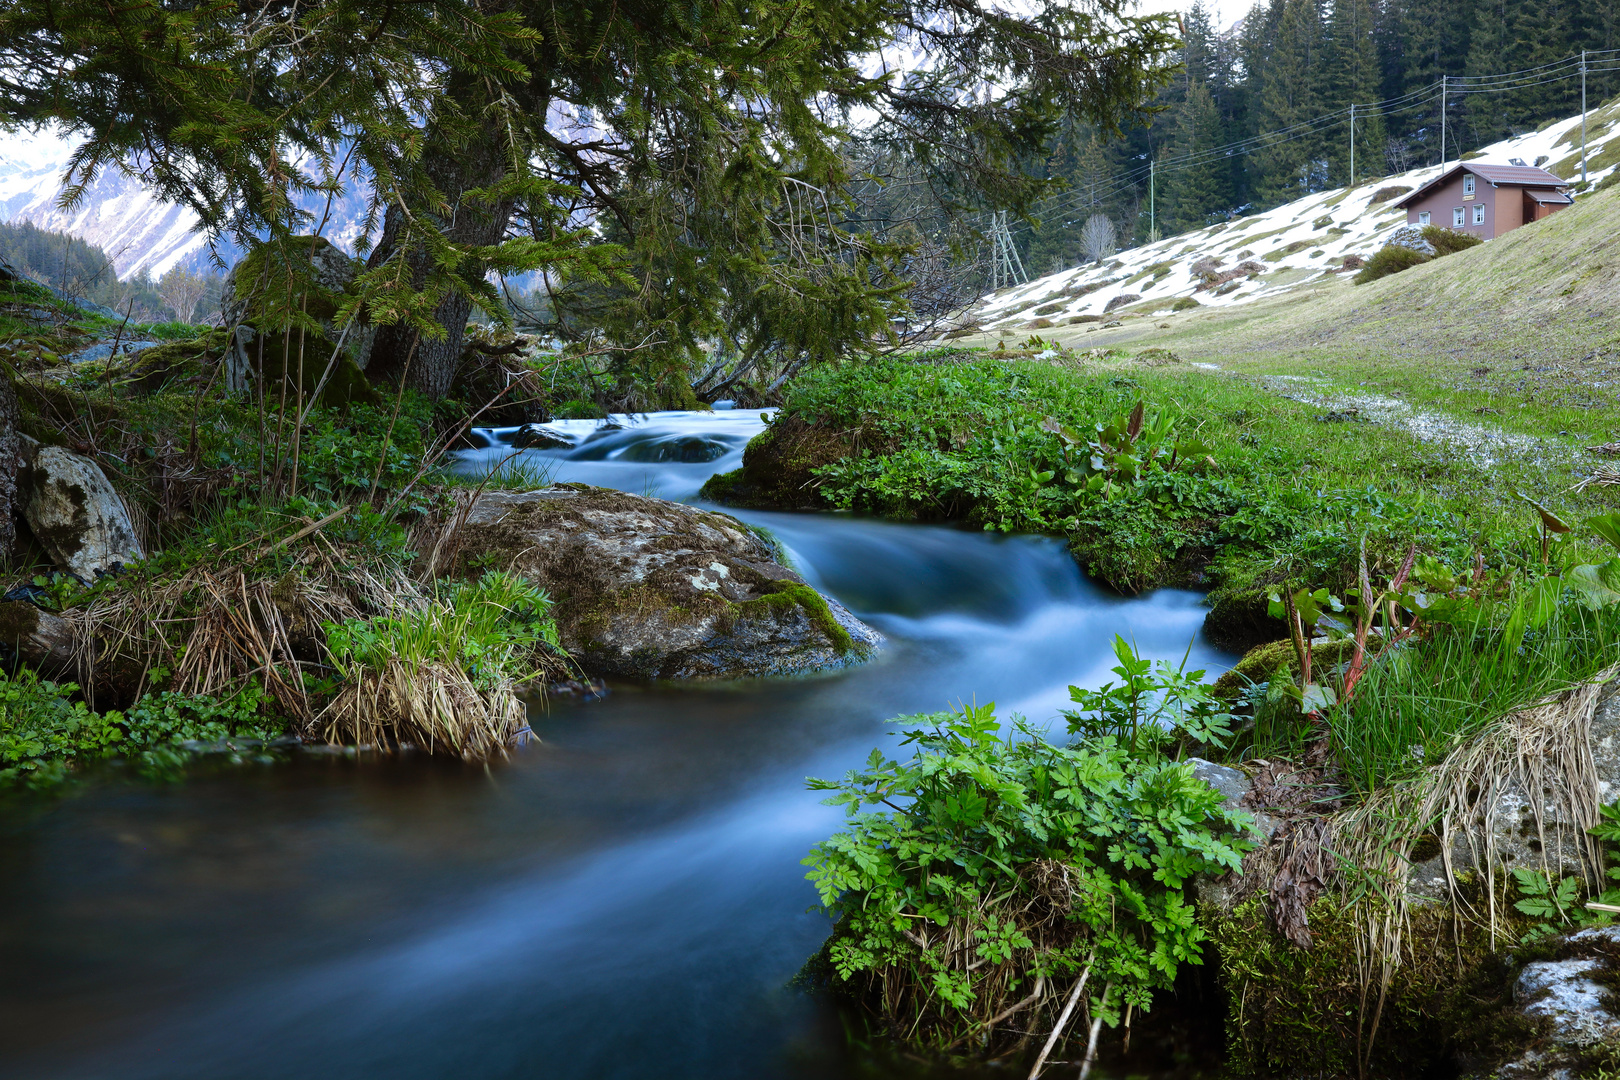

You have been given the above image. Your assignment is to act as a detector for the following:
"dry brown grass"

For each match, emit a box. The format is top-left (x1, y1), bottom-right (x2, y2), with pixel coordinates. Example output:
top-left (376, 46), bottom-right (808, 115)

top-left (320, 658), bottom-right (526, 758)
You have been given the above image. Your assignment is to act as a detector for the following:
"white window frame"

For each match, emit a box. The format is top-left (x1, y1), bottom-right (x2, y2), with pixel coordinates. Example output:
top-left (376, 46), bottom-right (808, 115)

top-left (1464, 173), bottom-right (1476, 196)
top-left (1472, 203), bottom-right (1485, 225)
top-left (1418, 210), bottom-right (1431, 225)
top-left (1452, 207), bottom-right (1465, 227)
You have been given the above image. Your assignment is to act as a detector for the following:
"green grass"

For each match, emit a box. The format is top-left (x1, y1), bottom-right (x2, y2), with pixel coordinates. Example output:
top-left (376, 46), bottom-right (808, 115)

top-left (1324, 600), bottom-right (1620, 790)
top-left (726, 340), bottom-right (1620, 793)
top-left (733, 351), bottom-right (1615, 599)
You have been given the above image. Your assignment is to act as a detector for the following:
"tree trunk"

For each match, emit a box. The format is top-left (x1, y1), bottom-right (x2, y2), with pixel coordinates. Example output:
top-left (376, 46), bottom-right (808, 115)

top-left (0, 374), bottom-right (22, 553)
top-left (365, 100), bottom-right (519, 399)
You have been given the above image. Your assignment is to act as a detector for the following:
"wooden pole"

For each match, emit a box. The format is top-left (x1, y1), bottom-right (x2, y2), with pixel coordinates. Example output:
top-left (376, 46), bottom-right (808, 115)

top-left (1439, 75), bottom-right (1447, 169)
top-left (1582, 51), bottom-right (1589, 184)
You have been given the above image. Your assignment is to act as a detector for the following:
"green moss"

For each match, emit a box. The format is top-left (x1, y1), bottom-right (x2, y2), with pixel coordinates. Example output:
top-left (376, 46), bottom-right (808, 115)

top-left (738, 579), bottom-right (854, 654)
top-left (232, 236), bottom-right (345, 324)
top-left (1202, 584), bottom-right (1288, 652)
top-left (251, 328), bottom-right (382, 409)
top-left (1210, 637), bottom-right (1356, 699)
top-left (1172, 296), bottom-right (1200, 312)
top-left (1210, 894), bottom-right (1521, 1078)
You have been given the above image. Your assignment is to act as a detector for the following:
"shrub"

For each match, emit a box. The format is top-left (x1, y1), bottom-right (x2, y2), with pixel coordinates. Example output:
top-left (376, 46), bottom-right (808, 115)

top-left (1353, 245), bottom-right (1430, 284)
top-left (1172, 296), bottom-right (1200, 311)
top-left (1369, 185), bottom-right (1412, 204)
top-left (1420, 225), bottom-right (1484, 256)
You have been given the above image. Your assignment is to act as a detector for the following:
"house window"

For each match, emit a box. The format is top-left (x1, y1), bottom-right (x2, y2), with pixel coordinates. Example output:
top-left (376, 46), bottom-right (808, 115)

top-left (1472, 203), bottom-right (1485, 225)
top-left (1419, 210), bottom-right (1431, 225)
top-left (1464, 174), bottom-right (1476, 196)
top-left (1453, 207), bottom-right (1465, 227)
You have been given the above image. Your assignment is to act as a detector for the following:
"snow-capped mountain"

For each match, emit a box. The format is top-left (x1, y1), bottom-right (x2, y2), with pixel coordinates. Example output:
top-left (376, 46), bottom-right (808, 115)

top-left (0, 125), bottom-right (372, 279)
top-left (969, 101), bottom-right (1620, 330)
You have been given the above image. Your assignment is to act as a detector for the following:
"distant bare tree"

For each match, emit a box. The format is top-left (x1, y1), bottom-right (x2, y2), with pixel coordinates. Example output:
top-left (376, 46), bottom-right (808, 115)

top-left (158, 267), bottom-right (208, 323)
top-left (1385, 138), bottom-right (1415, 175)
top-left (1080, 213), bottom-right (1116, 264)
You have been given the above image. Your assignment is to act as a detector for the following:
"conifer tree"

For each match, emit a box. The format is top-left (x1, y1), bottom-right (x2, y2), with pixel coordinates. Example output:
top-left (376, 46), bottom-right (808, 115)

top-left (1252, 0), bottom-right (1329, 206)
top-left (1161, 82), bottom-right (1232, 231)
top-left (1328, 0), bottom-right (1387, 184)
top-left (0, 0), bottom-right (1181, 399)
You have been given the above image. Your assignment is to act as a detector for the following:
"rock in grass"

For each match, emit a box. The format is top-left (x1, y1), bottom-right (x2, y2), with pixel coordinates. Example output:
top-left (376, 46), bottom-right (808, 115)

top-left (448, 485), bottom-right (881, 680)
top-left (0, 599), bottom-right (79, 680)
top-left (21, 445), bottom-right (144, 581)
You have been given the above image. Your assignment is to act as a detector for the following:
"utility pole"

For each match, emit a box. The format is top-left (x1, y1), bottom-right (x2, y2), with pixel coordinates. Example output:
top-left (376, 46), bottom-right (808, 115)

top-left (1149, 159), bottom-right (1157, 242)
top-left (1006, 213), bottom-right (1027, 285)
top-left (1349, 102), bottom-right (1356, 186)
top-left (989, 220), bottom-right (999, 292)
top-left (988, 211), bottom-right (1026, 290)
top-left (1582, 50), bottom-right (1589, 183)
top-left (1439, 75), bottom-right (1447, 169)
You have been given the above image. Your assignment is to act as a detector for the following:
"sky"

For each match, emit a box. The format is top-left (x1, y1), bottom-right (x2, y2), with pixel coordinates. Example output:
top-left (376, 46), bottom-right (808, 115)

top-left (1137, 0), bottom-right (1249, 33)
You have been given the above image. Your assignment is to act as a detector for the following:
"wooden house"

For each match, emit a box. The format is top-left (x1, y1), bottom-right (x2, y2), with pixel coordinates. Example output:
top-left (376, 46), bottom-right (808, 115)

top-left (1393, 162), bottom-right (1572, 240)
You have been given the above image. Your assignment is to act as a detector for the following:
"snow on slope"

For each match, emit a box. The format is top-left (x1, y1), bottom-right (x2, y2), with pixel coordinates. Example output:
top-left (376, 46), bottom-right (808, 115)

top-left (970, 101), bottom-right (1620, 332)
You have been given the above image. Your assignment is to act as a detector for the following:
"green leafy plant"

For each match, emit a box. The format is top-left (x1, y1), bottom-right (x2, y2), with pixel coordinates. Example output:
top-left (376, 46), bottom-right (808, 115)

top-left (0, 671), bottom-right (122, 787)
top-left (803, 699), bottom-right (1252, 1060)
top-left (1063, 634), bottom-right (1236, 756)
top-left (1513, 867), bottom-right (1582, 940)
top-left (1040, 401), bottom-right (1214, 503)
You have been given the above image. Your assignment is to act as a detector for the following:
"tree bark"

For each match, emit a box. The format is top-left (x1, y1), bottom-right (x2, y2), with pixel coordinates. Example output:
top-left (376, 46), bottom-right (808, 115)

top-left (365, 102), bottom-right (520, 399)
top-left (0, 374), bottom-right (22, 553)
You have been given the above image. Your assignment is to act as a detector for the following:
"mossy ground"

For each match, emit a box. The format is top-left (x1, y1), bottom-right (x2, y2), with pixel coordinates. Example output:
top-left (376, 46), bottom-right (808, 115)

top-left (1210, 894), bottom-right (1541, 1079)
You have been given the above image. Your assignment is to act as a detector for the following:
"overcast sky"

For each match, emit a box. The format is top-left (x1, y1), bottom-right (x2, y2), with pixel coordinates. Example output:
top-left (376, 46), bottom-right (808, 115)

top-left (1135, 0), bottom-right (1251, 33)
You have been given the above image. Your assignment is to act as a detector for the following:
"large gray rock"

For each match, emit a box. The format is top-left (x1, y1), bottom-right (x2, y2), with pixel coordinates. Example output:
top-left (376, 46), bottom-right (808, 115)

top-left (447, 485), bottom-right (882, 680)
top-left (21, 445), bottom-right (144, 581)
top-left (1188, 757), bottom-right (1284, 908)
top-left (1386, 224), bottom-right (1438, 257)
top-left (1486, 926), bottom-right (1620, 1078)
top-left (219, 236), bottom-right (375, 393)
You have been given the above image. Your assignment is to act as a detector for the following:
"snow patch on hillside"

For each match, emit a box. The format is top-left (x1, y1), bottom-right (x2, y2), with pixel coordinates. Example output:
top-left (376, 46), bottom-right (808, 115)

top-left (969, 104), bottom-right (1620, 332)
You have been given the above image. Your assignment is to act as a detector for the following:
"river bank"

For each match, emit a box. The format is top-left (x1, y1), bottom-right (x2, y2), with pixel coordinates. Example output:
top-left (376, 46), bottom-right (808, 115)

top-left (0, 407), bottom-right (1230, 1079)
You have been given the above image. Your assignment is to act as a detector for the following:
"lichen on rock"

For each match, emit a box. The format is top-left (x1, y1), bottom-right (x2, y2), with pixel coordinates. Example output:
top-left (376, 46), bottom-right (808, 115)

top-left (20, 443), bottom-right (144, 581)
top-left (444, 484), bottom-right (881, 680)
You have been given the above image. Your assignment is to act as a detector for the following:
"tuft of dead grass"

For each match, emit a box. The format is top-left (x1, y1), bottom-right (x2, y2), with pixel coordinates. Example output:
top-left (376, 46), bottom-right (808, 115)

top-left (321, 658), bottom-right (526, 758)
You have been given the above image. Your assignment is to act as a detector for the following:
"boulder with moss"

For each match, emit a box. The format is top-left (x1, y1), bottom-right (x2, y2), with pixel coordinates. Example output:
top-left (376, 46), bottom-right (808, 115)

top-left (20, 443), bottom-right (144, 581)
top-left (219, 236), bottom-right (379, 407)
top-left (701, 414), bottom-right (874, 510)
top-left (444, 484), bottom-right (881, 680)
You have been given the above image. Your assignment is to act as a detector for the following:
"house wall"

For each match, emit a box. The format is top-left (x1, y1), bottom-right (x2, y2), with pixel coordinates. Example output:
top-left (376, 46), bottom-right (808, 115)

top-left (1403, 173), bottom-right (1502, 239)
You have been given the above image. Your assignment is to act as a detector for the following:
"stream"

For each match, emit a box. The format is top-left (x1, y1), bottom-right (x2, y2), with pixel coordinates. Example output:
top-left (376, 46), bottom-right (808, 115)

top-left (0, 409), bottom-right (1234, 1080)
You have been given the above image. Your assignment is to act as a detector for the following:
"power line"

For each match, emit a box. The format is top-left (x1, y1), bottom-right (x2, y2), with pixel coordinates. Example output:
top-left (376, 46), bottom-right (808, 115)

top-left (980, 41), bottom-right (1617, 254)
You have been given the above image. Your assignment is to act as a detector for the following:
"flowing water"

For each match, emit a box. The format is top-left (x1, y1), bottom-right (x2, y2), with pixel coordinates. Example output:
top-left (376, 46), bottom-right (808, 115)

top-left (0, 410), bottom-right (1234, 1080)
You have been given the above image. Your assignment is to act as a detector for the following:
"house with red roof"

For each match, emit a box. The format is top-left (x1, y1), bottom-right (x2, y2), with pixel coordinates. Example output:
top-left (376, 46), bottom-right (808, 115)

top-left (1393, 162), bottom-right (1572, 240)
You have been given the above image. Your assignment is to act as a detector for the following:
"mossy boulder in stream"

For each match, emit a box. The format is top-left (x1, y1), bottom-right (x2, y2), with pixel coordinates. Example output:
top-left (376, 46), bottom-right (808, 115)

top-left (701, 414), bottom-right (875, 510)
top-left (447, 484), bottom-right (882, 680)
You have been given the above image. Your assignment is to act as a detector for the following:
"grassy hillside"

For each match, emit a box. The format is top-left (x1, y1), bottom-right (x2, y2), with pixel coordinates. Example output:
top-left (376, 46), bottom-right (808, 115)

top-left (956, 183), bottom-right (1620, 449)
top-left (968, 94), bottom-right (1620, 337)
